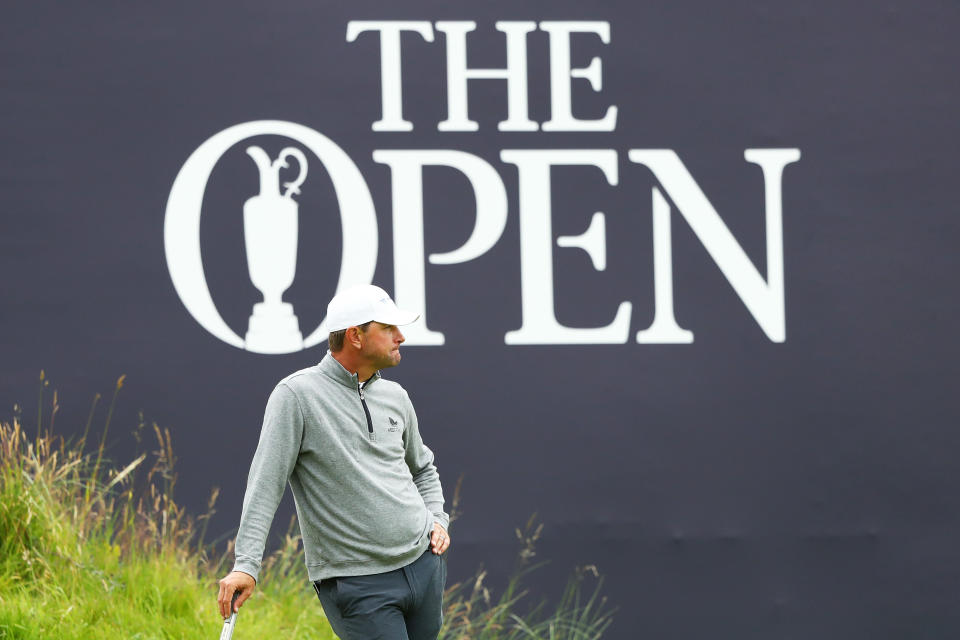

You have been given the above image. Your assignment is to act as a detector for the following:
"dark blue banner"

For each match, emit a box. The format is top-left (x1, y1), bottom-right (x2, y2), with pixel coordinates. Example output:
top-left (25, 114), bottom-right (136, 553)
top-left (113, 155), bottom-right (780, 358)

top-left (3, 1), bottom-right (959, 637)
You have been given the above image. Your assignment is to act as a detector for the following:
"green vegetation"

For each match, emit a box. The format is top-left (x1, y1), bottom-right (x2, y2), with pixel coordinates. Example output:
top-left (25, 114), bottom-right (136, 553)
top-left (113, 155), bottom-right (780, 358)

top-left (0, 373), bottom-right (614, 639)
top-left (439, 516), bottom-right (614, 640)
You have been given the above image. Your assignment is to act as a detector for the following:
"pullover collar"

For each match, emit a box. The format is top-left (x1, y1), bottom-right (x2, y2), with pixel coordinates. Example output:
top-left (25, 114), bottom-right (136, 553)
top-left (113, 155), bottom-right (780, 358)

top-left (319, 351), bottom-right (381, 389)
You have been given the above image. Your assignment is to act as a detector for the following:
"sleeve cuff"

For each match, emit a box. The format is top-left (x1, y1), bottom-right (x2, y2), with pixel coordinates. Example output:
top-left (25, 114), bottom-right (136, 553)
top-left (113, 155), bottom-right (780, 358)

top-left (231, 561), bottom-right (261, 584)
top-left (427, 503), bottom-right (450, 530)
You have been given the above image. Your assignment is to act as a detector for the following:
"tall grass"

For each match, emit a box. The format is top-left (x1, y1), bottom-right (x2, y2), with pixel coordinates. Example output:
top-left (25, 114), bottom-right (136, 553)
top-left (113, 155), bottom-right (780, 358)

top-left (440, 514), bottom-right (614, 640)
top-left (0, 374), bottom-right (613, 639)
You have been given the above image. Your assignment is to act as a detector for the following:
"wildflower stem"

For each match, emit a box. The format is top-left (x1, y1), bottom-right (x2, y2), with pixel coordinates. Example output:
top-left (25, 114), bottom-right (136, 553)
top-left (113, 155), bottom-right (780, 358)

top-left (86, 375), bottom-right (125, 505)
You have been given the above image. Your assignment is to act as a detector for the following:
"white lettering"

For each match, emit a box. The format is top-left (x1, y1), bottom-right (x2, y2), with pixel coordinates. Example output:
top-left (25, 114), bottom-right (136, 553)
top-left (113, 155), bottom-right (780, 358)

top-left (346, 21), bottom-right (434, 132)
top-left (637, 188), bottom-right (694, 343)
top-left (540, 22), bottom-right (617, 132)
top-left (372, 150), bottom-right (509, 345)
top-left (630, 149), bottom-right (802, 343)
top-left (436, 21), bottom-right (538, 132)
top-left (500, 149), bottom-right (631, 344)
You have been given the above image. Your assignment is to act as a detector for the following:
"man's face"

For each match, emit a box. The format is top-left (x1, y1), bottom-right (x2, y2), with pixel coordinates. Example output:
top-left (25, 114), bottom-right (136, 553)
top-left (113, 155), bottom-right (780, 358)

top-left (360, 322), bottom-right (406, 370)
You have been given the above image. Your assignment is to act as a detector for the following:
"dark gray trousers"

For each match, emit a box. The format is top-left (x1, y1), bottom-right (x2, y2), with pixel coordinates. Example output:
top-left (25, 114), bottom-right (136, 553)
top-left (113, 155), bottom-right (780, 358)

top-left (313, 549), bottom-right (446, 640)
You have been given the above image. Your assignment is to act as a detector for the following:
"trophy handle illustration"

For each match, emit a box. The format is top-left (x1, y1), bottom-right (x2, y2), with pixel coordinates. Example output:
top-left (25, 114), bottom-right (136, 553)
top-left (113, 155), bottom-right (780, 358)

top-left (242, 145), bottom-right (308, 353)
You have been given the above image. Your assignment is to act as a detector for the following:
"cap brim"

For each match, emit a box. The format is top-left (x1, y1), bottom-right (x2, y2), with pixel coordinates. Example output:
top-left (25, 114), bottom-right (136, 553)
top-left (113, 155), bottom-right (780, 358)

top-left (373, 308), bottom-right (420, 327)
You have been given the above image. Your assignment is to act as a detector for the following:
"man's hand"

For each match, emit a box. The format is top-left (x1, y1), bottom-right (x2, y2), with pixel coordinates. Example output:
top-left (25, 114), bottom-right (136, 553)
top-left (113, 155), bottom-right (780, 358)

top-left (430, 522), bottom-right (450, 555)
top-left (217, 571), bottom-right (256, 619)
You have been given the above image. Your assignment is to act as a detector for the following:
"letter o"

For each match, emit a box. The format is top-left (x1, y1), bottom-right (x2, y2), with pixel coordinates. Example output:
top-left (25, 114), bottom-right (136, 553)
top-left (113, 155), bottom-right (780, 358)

top-left (164, 120), bottom-right (378, 352)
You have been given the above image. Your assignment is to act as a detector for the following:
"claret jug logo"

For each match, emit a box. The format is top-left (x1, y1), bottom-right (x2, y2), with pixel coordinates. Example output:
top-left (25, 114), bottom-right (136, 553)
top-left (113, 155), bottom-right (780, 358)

top-left (164, 121), bottom-right (378, 354)
top-left (164, 20), bottom-right (801, 354)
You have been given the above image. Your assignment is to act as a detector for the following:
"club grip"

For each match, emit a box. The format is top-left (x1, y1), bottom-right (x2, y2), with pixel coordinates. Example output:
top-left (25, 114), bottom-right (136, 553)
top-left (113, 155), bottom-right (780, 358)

top-left (219, 591), bottom-right (241, 640)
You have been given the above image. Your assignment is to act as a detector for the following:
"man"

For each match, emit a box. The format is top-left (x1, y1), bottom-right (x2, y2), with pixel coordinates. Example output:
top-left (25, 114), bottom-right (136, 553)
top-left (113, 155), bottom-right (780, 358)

top-left (217, 284), bottom-right (451, 640)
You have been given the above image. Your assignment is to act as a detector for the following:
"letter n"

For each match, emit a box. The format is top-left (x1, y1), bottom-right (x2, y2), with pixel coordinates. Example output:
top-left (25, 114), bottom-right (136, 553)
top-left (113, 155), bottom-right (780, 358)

top-left (628, 149), bottom-right (801, 343)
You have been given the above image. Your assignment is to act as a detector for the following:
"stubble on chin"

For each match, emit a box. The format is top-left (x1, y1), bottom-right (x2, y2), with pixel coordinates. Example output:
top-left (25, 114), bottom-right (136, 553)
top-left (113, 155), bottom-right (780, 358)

top-left (378, 349), bottom-right (401, 369)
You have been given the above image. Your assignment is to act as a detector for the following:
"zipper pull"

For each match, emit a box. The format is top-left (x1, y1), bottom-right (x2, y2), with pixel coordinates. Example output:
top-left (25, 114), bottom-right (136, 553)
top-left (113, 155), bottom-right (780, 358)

top-left (358, 385), bottom-right (364, 400)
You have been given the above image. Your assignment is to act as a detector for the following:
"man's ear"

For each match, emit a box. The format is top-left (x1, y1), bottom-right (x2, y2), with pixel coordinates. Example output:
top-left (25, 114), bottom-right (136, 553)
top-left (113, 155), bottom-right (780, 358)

top-left (346, 326), bottom-right (364, 350)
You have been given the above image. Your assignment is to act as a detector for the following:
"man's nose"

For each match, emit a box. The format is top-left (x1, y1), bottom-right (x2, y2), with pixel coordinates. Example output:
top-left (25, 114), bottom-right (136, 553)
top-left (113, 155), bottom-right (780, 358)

top-left (396, 329), bottom-right (405, 343)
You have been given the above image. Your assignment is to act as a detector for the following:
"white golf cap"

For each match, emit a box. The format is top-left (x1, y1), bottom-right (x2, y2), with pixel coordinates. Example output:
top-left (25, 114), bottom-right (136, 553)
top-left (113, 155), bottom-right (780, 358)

top-left (325, 285), bottom-right (420, 332)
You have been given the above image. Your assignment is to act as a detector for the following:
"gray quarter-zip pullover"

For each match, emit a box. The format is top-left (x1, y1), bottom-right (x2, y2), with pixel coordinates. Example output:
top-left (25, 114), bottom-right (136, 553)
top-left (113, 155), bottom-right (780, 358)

top-left (232, 352), bottom-right (448, 583)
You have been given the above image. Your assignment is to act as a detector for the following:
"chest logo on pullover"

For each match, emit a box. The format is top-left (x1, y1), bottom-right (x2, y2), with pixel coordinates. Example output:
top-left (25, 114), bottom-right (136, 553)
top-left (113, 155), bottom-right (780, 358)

top-left (387, 417), bottom-right (401, 432)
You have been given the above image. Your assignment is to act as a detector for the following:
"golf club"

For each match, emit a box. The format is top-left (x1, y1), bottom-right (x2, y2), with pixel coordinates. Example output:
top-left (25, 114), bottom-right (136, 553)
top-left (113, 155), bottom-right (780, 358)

top-left (219, 591), bottom-right (240, 640)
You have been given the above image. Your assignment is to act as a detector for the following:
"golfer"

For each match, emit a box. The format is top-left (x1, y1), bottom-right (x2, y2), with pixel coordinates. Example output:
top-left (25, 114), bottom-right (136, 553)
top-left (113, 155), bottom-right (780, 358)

top-left (217, 284), bottom-right (451, 639)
